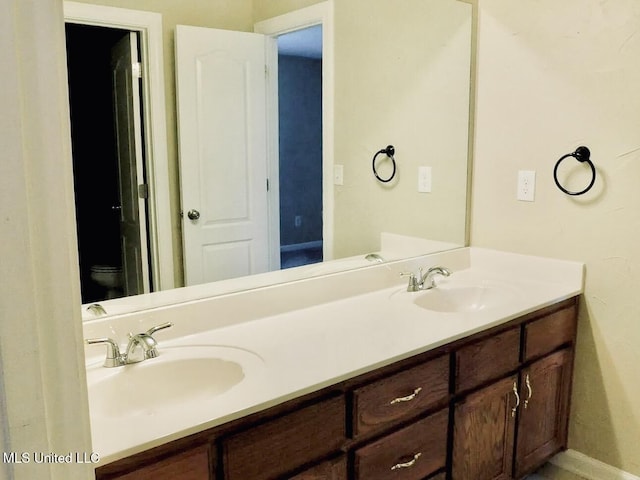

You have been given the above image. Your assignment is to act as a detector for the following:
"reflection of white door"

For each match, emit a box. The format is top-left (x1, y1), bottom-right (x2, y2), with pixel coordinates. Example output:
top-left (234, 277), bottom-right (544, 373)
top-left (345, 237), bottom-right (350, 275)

top-left (175, 25), bottom-right (271, 286)
top-left (111, 32), bottom-right (150, 296)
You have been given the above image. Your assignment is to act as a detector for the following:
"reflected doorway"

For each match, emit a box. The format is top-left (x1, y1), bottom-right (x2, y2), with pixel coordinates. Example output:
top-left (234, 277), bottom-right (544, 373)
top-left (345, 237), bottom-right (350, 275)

top-left (65, 23), bottom-right (152, 303)
top-left (277, 25), bottom-right (324, 269)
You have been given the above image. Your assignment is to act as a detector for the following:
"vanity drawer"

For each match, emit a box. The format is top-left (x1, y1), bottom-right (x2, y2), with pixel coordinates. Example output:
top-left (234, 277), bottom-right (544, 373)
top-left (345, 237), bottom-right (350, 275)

top-left (102, 445), bottom-right (212, 480)
top-left (524, 304), bottom-right (577, 361)
top-left (353, 408), bottom-right (448, 480)
top-left (222, 395), bottom-right (346, 480)
top-left (455, 326), bottom-right (520, 393)
top-left (353, 354), bottom-right (449, 436)
top-left (289, 455), bottom-right (347, 480)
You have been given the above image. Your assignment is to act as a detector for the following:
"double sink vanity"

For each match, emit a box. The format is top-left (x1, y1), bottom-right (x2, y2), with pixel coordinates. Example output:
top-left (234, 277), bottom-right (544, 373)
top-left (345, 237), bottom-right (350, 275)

top-left (82, 247), bottom-right (584, 480)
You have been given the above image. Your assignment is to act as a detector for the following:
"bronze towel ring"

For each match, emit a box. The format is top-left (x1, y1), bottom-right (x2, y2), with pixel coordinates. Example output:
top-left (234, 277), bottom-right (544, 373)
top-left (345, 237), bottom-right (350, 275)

top-left (372, 145), bottom-right (396, 183)
top-left (553, 146), bottom-right (596, 196)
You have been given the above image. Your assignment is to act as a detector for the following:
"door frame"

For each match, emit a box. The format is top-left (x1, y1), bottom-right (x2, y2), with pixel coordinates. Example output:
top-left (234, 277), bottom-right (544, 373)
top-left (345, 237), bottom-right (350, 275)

top-left (254, 1), bottom-right (336, 262)
top-left (63, 1), bottom-right (175, 291)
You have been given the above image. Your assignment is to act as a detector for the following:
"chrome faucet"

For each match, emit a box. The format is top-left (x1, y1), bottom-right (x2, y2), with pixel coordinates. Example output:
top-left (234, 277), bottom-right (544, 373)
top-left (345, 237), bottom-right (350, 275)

top-left (86, 322), bottom-right (173, 367)
top-left (125, 332), bottom-right (160, 363)
top-left (402, 266), bottom-right (452, 292)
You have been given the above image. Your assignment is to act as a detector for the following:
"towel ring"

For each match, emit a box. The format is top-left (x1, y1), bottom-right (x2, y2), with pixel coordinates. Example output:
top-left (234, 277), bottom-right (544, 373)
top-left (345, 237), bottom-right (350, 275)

top-left (553, 146), bottom-right (596, 196)
top-left (372, 145), bottom-right (396, 183)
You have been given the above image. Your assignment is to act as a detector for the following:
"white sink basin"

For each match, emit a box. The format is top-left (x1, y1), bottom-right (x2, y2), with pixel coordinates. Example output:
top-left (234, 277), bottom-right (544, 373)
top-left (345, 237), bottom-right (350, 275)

top-left (86, 345), bottom-right (264, 418)
top-left (412, 285), bottom-right (509, 312)
top-left (391, 281), bottom-right (519, 313)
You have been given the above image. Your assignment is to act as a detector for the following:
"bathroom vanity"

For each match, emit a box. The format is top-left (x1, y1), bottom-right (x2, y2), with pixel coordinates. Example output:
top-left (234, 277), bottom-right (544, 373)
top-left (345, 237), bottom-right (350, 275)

top-left (82, 248), bottom-right (583, 480)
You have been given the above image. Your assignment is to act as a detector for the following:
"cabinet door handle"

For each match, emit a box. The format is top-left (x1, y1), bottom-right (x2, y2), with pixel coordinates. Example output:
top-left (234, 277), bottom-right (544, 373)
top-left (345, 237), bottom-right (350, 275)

top-left (389, 387), bottom-right (422, 405)
top-left (511, 381), bottom-right (520, 418)
top-left (524, 374), bottom-right (533, 409)
top-left (391, 452), bottom-right (422, 470)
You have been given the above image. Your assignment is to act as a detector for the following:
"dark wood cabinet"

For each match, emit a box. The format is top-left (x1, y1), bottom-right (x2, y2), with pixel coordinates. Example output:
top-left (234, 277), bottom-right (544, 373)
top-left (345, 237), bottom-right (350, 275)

top-left (452, 301), bottom-right (577, 480)
top-left (352, 353), bottom-right (449, 437)
top-left (354, 408), bottom-right (448, 480)
top-left (95, 297), bottom-right (578, 480)
top-left (514, 348), bottom-right (573, 478)
top-left (222, 395), bottom-right (345, 480)
top-left (455, 327), bottom-right (520, 393)
top-left (101, 445), bottom-right (212, 480)
top-left (523, 307), bottom-right (576, 361)
top-left (452, 374), bottom-right (518, 480)
top-left (289, 456), bottom-right (348, 480)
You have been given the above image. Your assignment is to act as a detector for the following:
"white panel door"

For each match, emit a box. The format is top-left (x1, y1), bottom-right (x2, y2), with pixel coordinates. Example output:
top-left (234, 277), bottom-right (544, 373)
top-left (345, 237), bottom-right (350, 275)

top-left (111, 32), bottom-right (150, 295)
top-left (175, 25), bottom-right (270, 286)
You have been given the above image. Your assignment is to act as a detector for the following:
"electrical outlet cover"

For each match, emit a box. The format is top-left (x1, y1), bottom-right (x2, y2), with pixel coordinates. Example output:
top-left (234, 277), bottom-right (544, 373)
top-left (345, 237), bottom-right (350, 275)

top-left (418, 166), bottom-right (432, 193)
top-left (517, 170), bottom-right (536, 201)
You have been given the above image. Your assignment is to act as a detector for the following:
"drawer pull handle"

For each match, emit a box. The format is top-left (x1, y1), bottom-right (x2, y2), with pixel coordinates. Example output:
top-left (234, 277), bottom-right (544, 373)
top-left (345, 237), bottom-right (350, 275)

top-left (389, 387), bottom-right (422, 405)
top-left (524, 374), bottom-right (533, 408)
top-left (511, 381), bottom-right (520, 418)
top-left (391, 452), bottom-right (422, 471)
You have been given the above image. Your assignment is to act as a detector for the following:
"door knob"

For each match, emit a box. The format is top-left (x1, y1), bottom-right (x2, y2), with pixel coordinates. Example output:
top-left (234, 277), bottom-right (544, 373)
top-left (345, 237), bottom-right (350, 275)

top-left (187, 209), bottom-right (200, 220)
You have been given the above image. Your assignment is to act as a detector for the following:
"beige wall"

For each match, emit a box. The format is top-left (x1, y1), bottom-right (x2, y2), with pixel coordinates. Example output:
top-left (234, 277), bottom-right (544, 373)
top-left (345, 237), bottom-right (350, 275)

top-left (472, 0), bottom-right (640, 475)
top-left (333, 0), bottom-right (472, 257)
top-left (253, 0), bottom-right (323, 23)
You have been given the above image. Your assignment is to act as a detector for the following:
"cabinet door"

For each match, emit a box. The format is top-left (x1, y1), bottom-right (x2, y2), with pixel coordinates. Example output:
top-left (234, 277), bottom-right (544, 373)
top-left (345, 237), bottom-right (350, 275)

top-left (514, 349), bottom-right (573, 478)
top-left (452, 375), bottom-right (518, 480)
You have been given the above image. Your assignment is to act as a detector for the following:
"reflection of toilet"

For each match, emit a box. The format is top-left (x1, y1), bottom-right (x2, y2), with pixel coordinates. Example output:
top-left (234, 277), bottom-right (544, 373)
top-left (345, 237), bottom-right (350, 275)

top-left (90, 265), bottom-right (123, 299)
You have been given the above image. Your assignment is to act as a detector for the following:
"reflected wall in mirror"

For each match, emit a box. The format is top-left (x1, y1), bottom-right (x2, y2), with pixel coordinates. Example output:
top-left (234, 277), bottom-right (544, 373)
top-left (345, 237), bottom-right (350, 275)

top-left (332, 0), bottom-right (471, 258)
top-left (63, 0), bottom-right (474, 317)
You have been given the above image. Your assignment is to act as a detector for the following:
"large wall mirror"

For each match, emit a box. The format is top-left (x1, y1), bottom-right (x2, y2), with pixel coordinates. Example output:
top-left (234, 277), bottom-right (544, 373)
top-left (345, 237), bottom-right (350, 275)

top-left (63, 0), bottom-right (474, 319)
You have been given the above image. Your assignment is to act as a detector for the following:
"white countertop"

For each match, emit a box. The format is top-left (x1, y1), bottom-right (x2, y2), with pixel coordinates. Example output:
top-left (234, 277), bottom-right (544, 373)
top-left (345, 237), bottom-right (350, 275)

top-left (82, 247), bottom-right (584, 465)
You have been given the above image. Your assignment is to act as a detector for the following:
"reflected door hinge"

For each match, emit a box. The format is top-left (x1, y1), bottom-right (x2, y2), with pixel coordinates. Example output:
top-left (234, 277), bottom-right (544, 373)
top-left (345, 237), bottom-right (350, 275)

top-left (132, 62), bottom-right (142, 79)
top-left (266, 178), bottom-right (270, 191)
top-left (138, 184), bottom-right (149, 199)
top-left (265, 64), bottom-right (268, 78)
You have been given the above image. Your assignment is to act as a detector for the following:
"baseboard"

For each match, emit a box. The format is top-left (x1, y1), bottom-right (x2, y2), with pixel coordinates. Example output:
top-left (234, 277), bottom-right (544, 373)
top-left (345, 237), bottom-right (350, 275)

top-left (550, 449), bottom-right (640, 480)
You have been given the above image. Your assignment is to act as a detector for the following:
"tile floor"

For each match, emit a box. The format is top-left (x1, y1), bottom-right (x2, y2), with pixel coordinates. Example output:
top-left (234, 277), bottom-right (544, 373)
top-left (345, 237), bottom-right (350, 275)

top-left (534, 463), bottom-right (588, 480)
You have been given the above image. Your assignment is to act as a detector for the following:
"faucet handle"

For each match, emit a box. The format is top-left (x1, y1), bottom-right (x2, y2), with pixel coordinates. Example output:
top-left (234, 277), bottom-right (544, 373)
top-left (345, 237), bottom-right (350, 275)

top-left (145, 322), bottom-right (174, 336)
top-left (85, 337), bottom-right (123, 367)
top-left (400, 271), bottom-right (420, 292)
